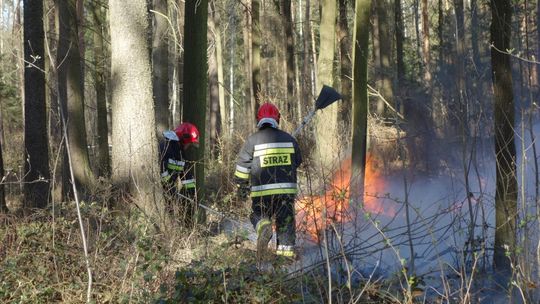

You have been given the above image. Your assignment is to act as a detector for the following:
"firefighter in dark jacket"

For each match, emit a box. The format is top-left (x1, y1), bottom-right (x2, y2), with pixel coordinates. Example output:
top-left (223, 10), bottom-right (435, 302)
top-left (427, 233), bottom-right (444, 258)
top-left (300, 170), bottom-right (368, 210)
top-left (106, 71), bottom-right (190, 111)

top-left (160, 122), bottom-right (199, 225)
top-left (235, 103), bottom-right (302, 258)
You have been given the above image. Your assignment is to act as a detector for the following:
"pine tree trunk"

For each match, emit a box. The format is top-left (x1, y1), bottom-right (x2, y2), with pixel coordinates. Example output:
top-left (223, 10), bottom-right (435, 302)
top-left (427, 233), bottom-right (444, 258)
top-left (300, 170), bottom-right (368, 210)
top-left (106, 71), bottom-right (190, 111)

top-left (350, 0), bottom-right (371, 201)
top-left (454, 0), bottom-right (466, 120)
top-left (91, 2), bottom-right (110, 177)
top-left (395, 0), bottom-right (405, 84)
top-left (23, 0), bottom-right (50, 209)
top-left (152, 0), bottom-right (169, 135)
top-left (338, 0), bottom-right (352, 127)
top-left (110, 0), bottom-right (164, 222)
top-left (471, 0), bottom-right (480, 69)
top-left (491, 0), bottom-right (517, 271)
top-left (281, 0), bottom-right (295, 121)
top-left (58, 0), bottom-right (95, 196)
top-left (208, 0), bottom-right (221, 153)
top-left (314, 0), bottom-right (338, 168)
top-left (183, 0), bottom-right (208, 222)
top-left (421, 0), bottom-right (431, 83)
top-left (377, 0), bottom-right (393, 116)
top-left (0, 133), bottom-right (7, 213)
top-left (242, 2), bottom-right (254, 125)
top-left (252, 0), bottom-right (262, 118)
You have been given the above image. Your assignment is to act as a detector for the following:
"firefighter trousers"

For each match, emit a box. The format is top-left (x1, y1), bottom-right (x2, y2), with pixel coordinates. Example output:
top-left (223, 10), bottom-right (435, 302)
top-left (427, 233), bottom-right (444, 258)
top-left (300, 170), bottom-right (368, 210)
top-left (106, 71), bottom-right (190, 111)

top-left (250, 194), bottom-right (295, 247)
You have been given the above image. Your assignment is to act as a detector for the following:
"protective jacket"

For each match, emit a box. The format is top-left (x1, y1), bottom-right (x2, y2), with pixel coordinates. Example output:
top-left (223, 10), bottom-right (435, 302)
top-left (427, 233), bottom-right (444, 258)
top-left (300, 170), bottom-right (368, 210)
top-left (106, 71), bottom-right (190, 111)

top-left (235, 126), bottom-right (302, 197)
top-left (159, 140), bottom-right (196, 191)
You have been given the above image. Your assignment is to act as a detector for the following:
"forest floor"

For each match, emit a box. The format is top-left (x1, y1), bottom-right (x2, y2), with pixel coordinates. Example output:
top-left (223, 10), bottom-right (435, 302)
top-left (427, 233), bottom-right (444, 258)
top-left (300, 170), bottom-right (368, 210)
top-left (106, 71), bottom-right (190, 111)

top-left (0, 200), bottom-right (400, 303)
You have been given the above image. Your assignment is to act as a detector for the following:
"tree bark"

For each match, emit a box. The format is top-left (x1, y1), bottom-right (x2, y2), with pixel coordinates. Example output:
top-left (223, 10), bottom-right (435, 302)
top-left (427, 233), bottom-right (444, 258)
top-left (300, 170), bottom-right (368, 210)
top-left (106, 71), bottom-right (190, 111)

top-left (395, 0), bottom-right (405, 84)
top-left (183, 0), bottom-right (208, 222)
top-left (208, 0), bottom-right (221, 154)
top-left (58, 0), bottom-right (95, 196)
top-left (338, 0), bottom-right (352, 127)
top-left (314, 0), bottom-right (338, 168)
top-left (252, 0), bottom-right (262, 119)
top-left (454, 0), bottom-right (466, 119)
top-left (350, 0), bottom-right (371, 201)
top-left (91, 2), bottom-right (110, 177)
top-left (491, 0), bottom-right (517, 271)
top-left (23, 0), bottom-right (50, 209)
top-left (376, 0), bottom-right (393, 116)
top-left (0, 131), bottom-right (7, 213)
top-left (421, 0), bottom-right (431, 83)
top-left (152, 0), bottom-right (169, 135)
top-left (110, 0), bottom-right (164, 223)
top-left (281, 0), bottom-right (295, 121)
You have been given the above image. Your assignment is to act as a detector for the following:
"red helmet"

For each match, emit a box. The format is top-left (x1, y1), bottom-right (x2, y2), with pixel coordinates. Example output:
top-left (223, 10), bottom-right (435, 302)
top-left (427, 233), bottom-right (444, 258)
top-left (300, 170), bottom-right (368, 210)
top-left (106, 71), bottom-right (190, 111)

top-left (175, 122), bottom-right (200, 146)
top-left (257, 103), bottom-right (280, 123)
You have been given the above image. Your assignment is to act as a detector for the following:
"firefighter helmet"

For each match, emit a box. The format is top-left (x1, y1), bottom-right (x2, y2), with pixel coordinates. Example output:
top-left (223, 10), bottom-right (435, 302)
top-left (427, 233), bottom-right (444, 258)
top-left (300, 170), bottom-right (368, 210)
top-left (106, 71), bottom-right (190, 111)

top-left (175, 122), bottom-right (200, 146)
top-left (257, 103), bottom-right (280, 124)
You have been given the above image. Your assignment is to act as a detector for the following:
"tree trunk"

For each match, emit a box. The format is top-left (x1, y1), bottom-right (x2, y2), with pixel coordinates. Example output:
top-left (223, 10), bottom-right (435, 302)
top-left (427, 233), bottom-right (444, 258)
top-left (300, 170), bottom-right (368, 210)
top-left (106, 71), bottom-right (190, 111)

top-left (377, 0), bottom-right (393, 116)
top-left (491, 0), bottom-right (517, 271)
top-left (350, 0), bottom-right (371, 201)
top-left (0, 131), bottom-right (7, 213)
top-left (471, 0), bottom-right (480, 69)
top-left (242, 1), bottom-right (254, 126)
top-left (91, 2), bottom-right (110, 177)
top-left (252, 0), bottom-right (262, 119)
top-left (183, 0), bottom-right (208, 222)
top-left (152, 0), bottom-right (169, 135)
top-left (438, 0), bottom-right (444, 67)
top-left (58, 0), bottom-right (95, 196)
top-left (421, 0), bottom-right (431, 83)
top-left (314, 0), bottom-right (338, 168)
top-left (208, 0), bottom-right (221, 154)
top-left (110, 0), bottom-right (164, 223)
top-left (23, 0), bottom-right (50, 209)
top-left (338, 0), bottom-right (352, 127)
top-left (454, 0), bottom-right (466, 120)
top-left (281, 0), bottom-right (295, 121)
top-left (395, 0), bottom-right (405, 84)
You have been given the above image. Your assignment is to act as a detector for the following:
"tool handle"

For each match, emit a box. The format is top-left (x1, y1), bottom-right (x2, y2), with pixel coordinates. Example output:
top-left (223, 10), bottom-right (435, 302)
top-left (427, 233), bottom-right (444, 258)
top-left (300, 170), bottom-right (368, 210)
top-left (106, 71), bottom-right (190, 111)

top-left (292, 109), bottom-right (317, 137)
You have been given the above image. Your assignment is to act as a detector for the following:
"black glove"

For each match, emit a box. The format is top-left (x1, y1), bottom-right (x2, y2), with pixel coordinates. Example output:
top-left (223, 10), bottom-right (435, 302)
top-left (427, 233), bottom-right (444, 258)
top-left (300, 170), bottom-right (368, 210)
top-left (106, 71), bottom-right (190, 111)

top-left (237, 185), bottom-right (250, 200)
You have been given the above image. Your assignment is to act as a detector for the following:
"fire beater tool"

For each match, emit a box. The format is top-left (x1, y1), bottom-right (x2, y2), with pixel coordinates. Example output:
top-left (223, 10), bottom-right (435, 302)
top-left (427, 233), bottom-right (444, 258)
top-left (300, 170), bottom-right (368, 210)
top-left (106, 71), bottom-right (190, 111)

top-left (292, 85), bottom-right (343, 137)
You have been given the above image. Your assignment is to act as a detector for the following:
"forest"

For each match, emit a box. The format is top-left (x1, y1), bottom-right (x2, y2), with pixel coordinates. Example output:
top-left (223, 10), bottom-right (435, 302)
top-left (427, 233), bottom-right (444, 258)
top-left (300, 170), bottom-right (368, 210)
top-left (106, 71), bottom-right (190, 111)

top-left (0, 0), bottom-right (539, 302)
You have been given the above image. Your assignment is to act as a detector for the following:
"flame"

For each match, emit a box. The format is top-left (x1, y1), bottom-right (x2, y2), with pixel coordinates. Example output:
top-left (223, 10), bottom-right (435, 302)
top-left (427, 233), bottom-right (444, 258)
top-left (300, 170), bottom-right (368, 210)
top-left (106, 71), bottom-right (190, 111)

top-left (296, 154), bottom-right (393, 241)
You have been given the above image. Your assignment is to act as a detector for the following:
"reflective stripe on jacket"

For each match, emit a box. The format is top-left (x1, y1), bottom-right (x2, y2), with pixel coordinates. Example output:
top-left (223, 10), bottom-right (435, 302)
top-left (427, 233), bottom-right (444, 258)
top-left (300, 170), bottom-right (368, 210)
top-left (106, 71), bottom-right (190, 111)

top-left (235, 126), bottom-right (302, 197)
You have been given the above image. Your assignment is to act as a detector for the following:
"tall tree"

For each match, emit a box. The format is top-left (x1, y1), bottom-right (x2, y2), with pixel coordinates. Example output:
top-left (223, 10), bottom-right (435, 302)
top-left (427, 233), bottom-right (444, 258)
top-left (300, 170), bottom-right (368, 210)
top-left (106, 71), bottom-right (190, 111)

top-left (350, 0), bottom-right (371, 200)
top-left (376, 0), bottom-right (393, 115)
top-left (0, 138), bottom-right (7, 213)
top-left (91, 1), bottom-right (110, 177)
top-left (395, 0), bottom-right (404, 84)
top-left (280, 0), bottom-right (295, 120)
top-left (183, 0), bottom-right (208, 221)
top-left (454, 0), bottom-right (466, 119)
top-left (208, 0), bottom-right (221, 153)
top-left (491, 0), bottom-right (517, 271)
top-left (152, 0), bottom-right (169, 135)
top-left (58, 0), bottom-right (95, 195)
top-left (314, 0), bottom-right (338, 168)
top-left (421, 0), bottom-right (431, 83)
top-left (252, 0), bottom-right (261, 119)
top-left (338, 0), bottom-right (352, 126)
top-left (110, 0), bottom-right (164, 222)
top-left (23, 0), bottom-right (50, 209)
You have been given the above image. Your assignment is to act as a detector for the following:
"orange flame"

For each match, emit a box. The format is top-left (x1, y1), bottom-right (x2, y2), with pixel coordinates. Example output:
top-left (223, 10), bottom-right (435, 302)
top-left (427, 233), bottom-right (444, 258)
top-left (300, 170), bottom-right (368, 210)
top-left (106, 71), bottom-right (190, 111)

top-left (296, 154), bottom-right (393, 241)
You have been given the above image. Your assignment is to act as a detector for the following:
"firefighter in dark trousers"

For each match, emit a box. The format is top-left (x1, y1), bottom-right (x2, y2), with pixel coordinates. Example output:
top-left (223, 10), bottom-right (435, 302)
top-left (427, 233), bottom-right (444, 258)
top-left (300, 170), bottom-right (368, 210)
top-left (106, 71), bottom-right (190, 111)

top-left (235, 103), bottom-right (302, 258)
top-left (160, 122), bottom-right (199, 226)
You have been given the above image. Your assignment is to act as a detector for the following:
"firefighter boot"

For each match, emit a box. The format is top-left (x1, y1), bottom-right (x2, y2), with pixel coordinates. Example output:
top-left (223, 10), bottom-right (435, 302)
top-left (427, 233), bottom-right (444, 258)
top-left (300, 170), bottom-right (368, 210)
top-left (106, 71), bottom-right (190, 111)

top-left (256, 218), bottom-right (272, 259)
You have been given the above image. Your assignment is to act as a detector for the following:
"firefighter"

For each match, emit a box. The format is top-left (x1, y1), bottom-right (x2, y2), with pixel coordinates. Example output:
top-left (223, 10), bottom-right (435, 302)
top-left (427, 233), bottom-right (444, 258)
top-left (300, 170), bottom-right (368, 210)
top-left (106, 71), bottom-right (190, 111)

top-left (159, 122), bottom-right (199, 226)
top-left (235, 103), bottom-right (302, 259)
